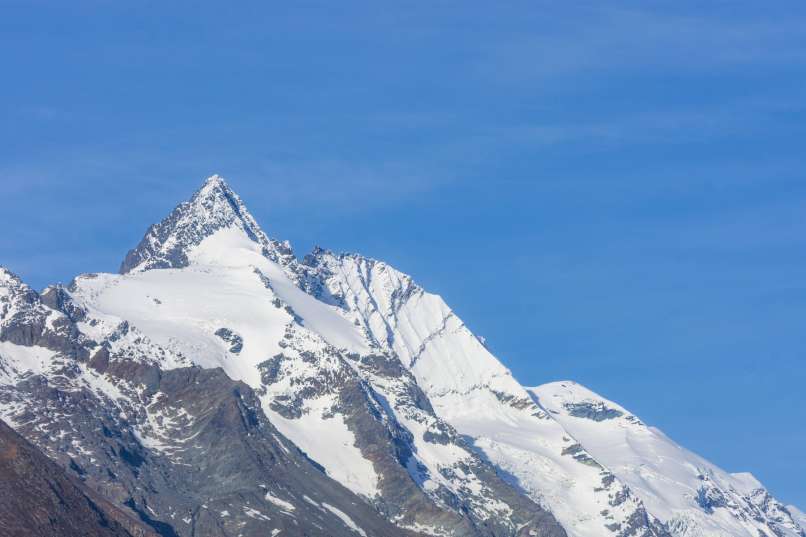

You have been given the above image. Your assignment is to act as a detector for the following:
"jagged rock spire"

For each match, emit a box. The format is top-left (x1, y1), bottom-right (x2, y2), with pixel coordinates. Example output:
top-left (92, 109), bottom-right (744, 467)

top-left (0, 266), bottom-right (39, 317)
top-left (119, 175), bottom-right (295, 274)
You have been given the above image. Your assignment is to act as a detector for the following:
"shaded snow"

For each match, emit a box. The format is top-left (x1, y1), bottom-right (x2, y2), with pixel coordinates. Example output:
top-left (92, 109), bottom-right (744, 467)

top-left (0, 342), bottom-right (57, 381)
top-left (265, 394), bottom-right (380, 499)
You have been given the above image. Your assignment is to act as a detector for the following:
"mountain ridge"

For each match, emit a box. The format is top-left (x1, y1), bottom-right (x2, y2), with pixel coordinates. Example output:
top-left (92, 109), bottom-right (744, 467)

top-left (0, 174), bottom-right (801, 537)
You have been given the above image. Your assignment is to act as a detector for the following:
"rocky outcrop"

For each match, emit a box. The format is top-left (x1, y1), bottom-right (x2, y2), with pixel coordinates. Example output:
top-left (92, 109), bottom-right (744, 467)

top-left (0, 418), bottom-right (158, 537)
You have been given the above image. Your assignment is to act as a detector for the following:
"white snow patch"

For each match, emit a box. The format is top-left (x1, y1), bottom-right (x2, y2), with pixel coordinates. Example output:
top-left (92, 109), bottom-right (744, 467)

top-left (243, 506), bottom-right (271, 522)
top-left (322, 503), bottom-right (367, 537)
top-left (265, 492), bottom-right (295, 512)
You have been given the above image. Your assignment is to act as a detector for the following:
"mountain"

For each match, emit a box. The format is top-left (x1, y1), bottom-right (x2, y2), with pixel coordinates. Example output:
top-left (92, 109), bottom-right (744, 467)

top-left (0, 418), bottom-right (158, 537)
top-left (1, 177), bottom-right (564, 537)
top-left (531, 382), bottom-right (805, 537)
top-left (0, 175), bottom-right (801, 537)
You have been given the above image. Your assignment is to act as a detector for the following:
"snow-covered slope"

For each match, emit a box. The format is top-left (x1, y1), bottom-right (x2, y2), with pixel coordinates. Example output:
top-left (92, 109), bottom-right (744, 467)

top-left (531, 382), bottom-right (805, 537)
top-left (301, 252), bottom-right (669, 537)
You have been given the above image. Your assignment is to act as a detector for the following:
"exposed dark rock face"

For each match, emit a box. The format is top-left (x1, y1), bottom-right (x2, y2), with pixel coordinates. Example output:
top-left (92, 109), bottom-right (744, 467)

top-left (696, 485), bottom-right (728, 514)
top-left (0, 418), bottom-right (158, 537)
top-left (214, 327), bottom-right (243, 353)
top-left (0, 269), bottom-right (90, 361)
top-left (563, 401), bottom-right (624, 421)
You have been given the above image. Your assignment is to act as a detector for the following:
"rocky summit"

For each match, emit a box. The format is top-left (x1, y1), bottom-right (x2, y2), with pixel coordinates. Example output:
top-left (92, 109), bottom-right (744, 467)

top-left (0, 175), bottom-right (802, 537)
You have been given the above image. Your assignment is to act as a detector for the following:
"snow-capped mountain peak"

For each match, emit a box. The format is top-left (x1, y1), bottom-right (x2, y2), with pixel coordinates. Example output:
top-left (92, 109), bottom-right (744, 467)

top-left (1, 176), bottom-right (800, 537)
top-left (119, 175), bottom-right (295, 274)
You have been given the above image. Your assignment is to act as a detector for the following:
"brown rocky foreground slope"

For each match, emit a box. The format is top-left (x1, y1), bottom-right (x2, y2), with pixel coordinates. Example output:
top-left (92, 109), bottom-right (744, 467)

top-left (0, 418), bottom-right (157, 537)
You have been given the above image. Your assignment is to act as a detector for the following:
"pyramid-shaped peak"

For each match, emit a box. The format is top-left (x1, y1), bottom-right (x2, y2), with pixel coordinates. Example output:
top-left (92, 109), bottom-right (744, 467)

top-left (183, 174), bottom-right (255, 227)
top-left (120, 175), bottom-right (295, 274)
top-left (196, 174), bottom-right (235, 198)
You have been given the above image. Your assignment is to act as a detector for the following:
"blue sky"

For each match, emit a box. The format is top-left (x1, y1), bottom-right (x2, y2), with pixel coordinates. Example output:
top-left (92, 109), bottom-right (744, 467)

top-left (1, 1), bottom-right (805, 506)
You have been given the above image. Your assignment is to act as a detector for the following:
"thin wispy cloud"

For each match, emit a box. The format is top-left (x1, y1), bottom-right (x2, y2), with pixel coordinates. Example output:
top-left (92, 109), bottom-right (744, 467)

top-left (475, 92), bottom-right (806, 150)
top-left (476, 6), bottom-right (806, 84)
